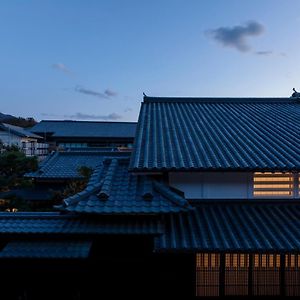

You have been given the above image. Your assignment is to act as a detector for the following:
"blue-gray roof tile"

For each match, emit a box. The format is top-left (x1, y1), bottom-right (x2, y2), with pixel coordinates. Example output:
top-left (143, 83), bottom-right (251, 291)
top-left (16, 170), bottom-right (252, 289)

top-left (0, 123), bottom-right (42, 139)
top-left (0, 240), bottom-right (91, 259)
top-left (0, 212), bottom-right (163, 235)
top-left (63, 157), bottom-right (192, 214)
top-left (130, 96), bottom-right (300, 171)
top-left (26, 150), bottom-right (130, 179)
top-left (30, 120), bottom-right (137, 138)
top-left (156, 202), bottom-right (300, 252)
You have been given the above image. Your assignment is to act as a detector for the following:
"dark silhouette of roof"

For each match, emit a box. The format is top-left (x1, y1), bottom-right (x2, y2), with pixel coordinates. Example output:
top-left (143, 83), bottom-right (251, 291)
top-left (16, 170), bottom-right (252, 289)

top-left (30, 120), bottom-right (137, 138)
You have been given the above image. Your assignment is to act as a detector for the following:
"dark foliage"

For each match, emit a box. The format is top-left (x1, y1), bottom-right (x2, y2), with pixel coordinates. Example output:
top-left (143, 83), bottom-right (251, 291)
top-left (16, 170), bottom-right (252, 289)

top-left (0, 148), bottom-right (38, 192)
top-left (2, 116), bottom-right (37, 128)
top-left (51, 166), bottom-right (93, 204)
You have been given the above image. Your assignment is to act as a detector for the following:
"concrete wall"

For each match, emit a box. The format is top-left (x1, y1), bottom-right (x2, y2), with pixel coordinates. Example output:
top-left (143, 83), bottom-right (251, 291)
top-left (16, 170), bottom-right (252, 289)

top-left (169, 172), bottom-right (253, 199)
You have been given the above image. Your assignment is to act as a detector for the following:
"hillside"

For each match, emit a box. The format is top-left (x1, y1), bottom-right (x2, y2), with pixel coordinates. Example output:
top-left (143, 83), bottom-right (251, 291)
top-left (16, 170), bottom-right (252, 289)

top-left (0, 112), bottom-right (37, 128)
top-left (0, 112), bottom-right (15, 121)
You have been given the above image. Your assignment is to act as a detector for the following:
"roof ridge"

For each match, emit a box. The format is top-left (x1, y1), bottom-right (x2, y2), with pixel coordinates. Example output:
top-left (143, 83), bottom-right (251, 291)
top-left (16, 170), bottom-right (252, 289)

top-left (143, 96), bottom-right (295, 103)
top-left (97, 159), bottom-right (119, 200)
top-left (153, 181), bottom-right (191, 209)
top-left (38, 120), bottom-right (137, 124)
top-left (63, 165), bottom-right (104, 207)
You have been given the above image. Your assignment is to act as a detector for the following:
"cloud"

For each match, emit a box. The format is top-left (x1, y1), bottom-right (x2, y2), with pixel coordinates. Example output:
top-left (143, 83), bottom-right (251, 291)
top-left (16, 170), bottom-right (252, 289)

top-left (207, 21), bottom-right (265, 52)
top-left (75, 86), bottom-right (117, 99)
top-left (255, 50), bottom-right (273, 56)
top-left (104, 89), bottom-right (118, 97)
top-left (64, 112), bottom-right (122, 121)
top-left (124, 107), bottom-right (133, 112)
top-left (41, 113), bottom-right (61, 117)
top-left (52, 63), bottom-right (73, 75)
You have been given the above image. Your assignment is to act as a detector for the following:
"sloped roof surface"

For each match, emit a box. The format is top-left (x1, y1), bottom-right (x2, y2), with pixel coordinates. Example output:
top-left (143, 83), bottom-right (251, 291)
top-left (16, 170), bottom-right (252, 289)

top-left (0, 240), bottom-right (91, 259)
top-left (156, 202), bottom-right (300, 252)
top-left (0, 123), bottom-right (42, 139)
top-left (26, 150), bottom-right (130, 179)
top-left (0, 212), bottom-right (163, 235)
top-left (30, 120), bottom-right (137, 138)
top-left (131, 96), bottom-right (300, 171)
top-left (63, 158), bottom-right (192, 214)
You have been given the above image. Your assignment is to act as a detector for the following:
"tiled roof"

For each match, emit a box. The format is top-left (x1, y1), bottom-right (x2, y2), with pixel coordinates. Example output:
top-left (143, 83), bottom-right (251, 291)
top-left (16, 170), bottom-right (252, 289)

top-left (63, 158), bottom-right (192, 214)
top-left (131, 96), bottom-right (300, 171)
top-left (156, 202), bottom-right (300, 252)
top-left (0, 123), bottom-right (42, 139)
top-left (0, 212), bottom-right (163, 235)
top-left (0, 240), bottom-right (91, 259)
top-left (25, 150), bottom-right (130, 179)
top-left (30, 120), bottom-right (137, 138)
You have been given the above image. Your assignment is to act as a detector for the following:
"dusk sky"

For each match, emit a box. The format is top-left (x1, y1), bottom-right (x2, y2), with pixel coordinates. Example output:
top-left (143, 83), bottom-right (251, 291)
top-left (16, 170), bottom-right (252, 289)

top-left (1, 0), bottom-right (299, 121)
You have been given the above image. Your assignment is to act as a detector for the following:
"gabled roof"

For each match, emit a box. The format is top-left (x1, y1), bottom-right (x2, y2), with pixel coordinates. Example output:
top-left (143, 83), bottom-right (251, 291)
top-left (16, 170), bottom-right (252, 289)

top-left (30, 120), bottom-right (137, 138)
top-left (130, 96), bottom-right (300, 172)
top-left (156, 202), bottom-right (300, 252)
top-left (62, 157), bottom-right (192, 214)
top-left (25, 150), bottom-right (130, 179)
top-left (0, 123), bottom-right (42, 139)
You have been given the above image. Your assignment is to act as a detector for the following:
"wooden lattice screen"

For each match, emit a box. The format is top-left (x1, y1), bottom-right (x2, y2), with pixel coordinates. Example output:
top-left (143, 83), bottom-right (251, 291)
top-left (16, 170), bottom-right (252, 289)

top-left (196, 253), bottom-right (220, 297)
top-left (196, 253), bottom-right (300, 297)
top-left (285, 254), bottom-right (300, 296)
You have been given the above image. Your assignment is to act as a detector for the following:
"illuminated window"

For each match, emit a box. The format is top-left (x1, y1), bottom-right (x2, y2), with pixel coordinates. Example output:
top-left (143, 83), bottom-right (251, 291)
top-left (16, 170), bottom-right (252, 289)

top-left (196, 253), bottom-right (220, 297)
top-left (285, 254), bottom-right (300, 296)
top-left (253, 254), bottom-right (281, 296)
top-left (253, 172), bottom-right (293, 197)
top-left (196, 253), bottom-right (300, 297)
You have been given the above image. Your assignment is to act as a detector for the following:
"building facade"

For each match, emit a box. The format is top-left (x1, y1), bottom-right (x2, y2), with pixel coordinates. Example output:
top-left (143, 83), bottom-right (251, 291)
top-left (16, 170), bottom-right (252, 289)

top-left (0, 96), bottom-right (300, 298)
top-left (30, 120), bottom-right (137, 151)
top-left (0, 123), bottom-right (48, 159)
top-left (130, 95), bottom-right (300, 297)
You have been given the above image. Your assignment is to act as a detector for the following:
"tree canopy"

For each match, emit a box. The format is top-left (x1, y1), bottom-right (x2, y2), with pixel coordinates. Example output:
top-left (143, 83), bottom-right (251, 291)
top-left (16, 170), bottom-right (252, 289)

top-left (0, 147), bottom-right (38, 192)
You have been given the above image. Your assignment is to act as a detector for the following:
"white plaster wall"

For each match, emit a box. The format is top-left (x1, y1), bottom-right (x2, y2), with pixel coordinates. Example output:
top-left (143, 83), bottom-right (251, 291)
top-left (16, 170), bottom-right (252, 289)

top-left (0, 130), bottom-right (22, 146)
top-left (169, 172), bottom-right (252, 199)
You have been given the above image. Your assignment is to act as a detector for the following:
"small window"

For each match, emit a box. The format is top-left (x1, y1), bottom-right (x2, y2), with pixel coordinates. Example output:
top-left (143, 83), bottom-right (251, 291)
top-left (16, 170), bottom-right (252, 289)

top-left (253, 172), bottom-right (293, 197)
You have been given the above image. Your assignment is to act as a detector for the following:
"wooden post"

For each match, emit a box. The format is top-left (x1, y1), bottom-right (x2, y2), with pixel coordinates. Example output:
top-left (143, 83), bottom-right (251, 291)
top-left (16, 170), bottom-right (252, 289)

top-left (248, 254), bottom-right (253, 296)
top-left (219, 253), bottom-right (225, 296)
top-left (280, 254), bottom-right (286, 297)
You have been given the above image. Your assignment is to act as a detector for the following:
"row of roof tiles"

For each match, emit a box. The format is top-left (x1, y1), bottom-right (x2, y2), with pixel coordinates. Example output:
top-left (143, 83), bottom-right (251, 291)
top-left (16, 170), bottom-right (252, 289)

top-left (30, 120), bottom-right (137, 138)
top-left (130, 97), bottom-right (300, 171)
top-left (0, 123), bottom-right (42, 139)
top-left (26, 150), bottom-right (130, 179)
top-left (0, 212), bottom-right (163, 235)
top-left (0, 240), bottom-right (92, 259)
top-left (156, 203), bottom-right (300, 252)
top-left (62, 158), bottom-right (192, 214)
top-left (1, 201), bottom-right (300, 256)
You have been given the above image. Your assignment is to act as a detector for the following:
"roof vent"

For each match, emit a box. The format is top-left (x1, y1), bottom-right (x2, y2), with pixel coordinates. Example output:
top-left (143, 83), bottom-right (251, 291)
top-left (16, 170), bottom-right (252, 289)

top-left (291, 88), bottom-right (300, 98)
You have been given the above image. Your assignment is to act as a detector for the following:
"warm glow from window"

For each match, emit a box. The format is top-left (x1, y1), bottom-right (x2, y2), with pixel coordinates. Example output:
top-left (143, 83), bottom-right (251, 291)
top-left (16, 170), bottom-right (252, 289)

top-left (253, 172), bottom-right (293, 197)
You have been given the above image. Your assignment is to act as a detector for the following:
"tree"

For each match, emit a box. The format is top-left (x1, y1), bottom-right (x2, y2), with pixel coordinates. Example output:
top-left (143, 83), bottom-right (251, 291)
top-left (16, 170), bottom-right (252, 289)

top-left (3, 116), bottom-right (37, 128)
top-left (0, 147), bottom-right (38, 192)
top-left (51, 166), bottom-right (93, 204)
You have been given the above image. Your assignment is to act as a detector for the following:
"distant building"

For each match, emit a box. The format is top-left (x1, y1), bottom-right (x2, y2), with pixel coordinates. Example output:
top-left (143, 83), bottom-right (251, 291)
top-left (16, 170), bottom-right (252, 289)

top-left (0, 123), bottom-right (48, 159)
top-left (21, 148), bottom-right (131, 208)
top-left (30, 120), bottom-right (137, 151)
